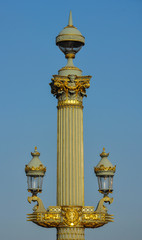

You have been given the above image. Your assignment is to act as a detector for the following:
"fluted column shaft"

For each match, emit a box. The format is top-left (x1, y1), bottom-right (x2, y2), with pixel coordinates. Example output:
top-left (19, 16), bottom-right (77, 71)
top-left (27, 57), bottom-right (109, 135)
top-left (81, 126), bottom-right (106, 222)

top-left (57, 104), bottom-right (84, 206)
top-left (57, 227), bottom-right (84, 240)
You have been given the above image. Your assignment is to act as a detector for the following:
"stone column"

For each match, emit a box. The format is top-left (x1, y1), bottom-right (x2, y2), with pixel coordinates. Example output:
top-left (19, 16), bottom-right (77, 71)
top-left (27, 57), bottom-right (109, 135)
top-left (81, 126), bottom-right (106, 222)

top-left (50, 74), bottom-right (91, 240)
top-left (57, 101), bottom-right (84, 206)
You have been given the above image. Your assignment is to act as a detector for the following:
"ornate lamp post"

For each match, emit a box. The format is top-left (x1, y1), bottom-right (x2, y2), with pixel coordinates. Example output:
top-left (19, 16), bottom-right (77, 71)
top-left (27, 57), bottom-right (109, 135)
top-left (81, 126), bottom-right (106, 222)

top-left (25, 11), bottom-right (116, 240)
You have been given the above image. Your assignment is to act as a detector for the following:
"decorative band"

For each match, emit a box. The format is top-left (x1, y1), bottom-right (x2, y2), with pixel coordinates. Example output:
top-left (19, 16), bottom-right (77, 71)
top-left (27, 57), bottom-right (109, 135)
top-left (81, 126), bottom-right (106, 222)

top-left (57, 100), bottom-right (83, 109)
top-left (25, 165), bottom-right (46, 173)
top-left (94, 165), bottom-right (116, 173)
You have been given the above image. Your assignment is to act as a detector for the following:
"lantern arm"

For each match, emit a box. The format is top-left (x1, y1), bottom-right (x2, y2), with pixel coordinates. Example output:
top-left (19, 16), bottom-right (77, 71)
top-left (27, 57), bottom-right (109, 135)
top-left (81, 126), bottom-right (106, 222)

top-left (95, 196), bottom-right (113, 213)
top-left (28, 196), bottom-right (46, 213)
top-left (27, 203), bottom-right (114, 229)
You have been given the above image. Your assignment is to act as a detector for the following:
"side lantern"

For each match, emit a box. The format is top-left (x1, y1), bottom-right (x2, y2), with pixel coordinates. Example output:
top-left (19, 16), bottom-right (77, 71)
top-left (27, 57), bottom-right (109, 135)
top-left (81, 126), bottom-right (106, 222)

top-left (25, 147), bottom-right (46, 196)
top-left (94, 148), bottom-right (116, 196)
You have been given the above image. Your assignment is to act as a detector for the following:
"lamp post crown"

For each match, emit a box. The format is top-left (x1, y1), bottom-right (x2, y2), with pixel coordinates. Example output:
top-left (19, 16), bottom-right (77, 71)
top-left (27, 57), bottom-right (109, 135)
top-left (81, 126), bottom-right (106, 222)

top-left (56, 11), bottom-right (85, 58)
top-left (55, 11), bottom-right (86, 76)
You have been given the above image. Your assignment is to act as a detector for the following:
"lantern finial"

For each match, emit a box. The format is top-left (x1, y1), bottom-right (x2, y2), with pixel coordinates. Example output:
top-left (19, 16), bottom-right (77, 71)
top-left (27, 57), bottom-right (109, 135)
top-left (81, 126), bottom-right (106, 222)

top-left (31, 146), bottom-right (40, 156)
top-left (68, 11), bottom-right (73, 26)
top-left (100, 147), bottom-right (109, 158)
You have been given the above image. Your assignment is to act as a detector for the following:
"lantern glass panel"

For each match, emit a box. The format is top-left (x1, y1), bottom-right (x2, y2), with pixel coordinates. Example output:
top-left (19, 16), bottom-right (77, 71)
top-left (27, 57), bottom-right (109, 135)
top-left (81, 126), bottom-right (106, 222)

top-left (27, 176), bottom-right (43, 193)
top-left (58, 41), bottom-right (83, 55)
top-left (98, 175), bottom-right (113, 194)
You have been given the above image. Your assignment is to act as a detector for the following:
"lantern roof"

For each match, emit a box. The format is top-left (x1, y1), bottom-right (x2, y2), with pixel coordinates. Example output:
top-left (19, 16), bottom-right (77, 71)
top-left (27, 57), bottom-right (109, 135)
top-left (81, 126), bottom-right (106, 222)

top-left (94, 148), bottom-right (116, 176)
top-left (25, 147), bottom-right (46, 176)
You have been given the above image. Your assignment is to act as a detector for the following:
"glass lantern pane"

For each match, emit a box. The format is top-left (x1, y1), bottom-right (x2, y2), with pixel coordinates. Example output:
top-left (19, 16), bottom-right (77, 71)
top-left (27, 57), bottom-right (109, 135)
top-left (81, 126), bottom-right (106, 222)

top-left (27, 176), bottom-right (43, 193)
top-left (32, 177), bottom-right (38, 189)
top-left (27, 176), bottom-right (32, 189)
top-left (58, 41), bottom-right (83, 54)
top-left (98, 176), bottom-right (113, 193)
top-left (108, 176), bottom-right (113, 189)
top-left (39, 176), bottom-right (43, 189)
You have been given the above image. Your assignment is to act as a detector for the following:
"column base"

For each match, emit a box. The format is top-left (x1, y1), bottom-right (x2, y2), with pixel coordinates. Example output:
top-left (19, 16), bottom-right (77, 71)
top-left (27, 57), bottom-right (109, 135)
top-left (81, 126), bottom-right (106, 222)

top-left (57, 227), bottom-right (85, 240)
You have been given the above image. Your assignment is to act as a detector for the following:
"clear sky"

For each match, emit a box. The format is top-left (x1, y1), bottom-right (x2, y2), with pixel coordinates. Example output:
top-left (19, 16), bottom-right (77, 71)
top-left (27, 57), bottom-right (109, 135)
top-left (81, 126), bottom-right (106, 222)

top-left (0, 0), bottom-right (142, 240)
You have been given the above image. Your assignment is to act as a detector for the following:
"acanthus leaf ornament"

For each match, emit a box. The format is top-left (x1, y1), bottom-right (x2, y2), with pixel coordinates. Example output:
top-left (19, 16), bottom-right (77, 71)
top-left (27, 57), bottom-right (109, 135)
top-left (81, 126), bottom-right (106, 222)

top-left (50, 75), bottom-right (91, 101)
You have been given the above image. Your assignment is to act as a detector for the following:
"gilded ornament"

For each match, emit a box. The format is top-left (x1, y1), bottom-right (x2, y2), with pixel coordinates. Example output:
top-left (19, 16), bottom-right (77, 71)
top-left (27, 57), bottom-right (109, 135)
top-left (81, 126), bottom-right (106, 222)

top-left (63, 208), bottom-right (80, 226)
top-left (50, 75), bottom-right (91, 100)
top-left (57, 99), bottom-right (83, 108)
top-left (59, 66), bottom-right (82, 72)
top-left (94, 165), bottom-right (116, 173)
top-left (27, 197), bottom-right (114, 228)
top-left (65, 53), bottom-right (75, 59)
top-left (25, 165), bottom-right (46, 173)
top-left (31, 146), bottom-right (40, 156)
top-left (100, 148), bottom-right (109, 158)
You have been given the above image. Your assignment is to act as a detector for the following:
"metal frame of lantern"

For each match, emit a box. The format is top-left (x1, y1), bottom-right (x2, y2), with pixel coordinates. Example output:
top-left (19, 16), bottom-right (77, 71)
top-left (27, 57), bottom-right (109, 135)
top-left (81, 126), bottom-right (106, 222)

top-left (25, 11), bottom-right (116, 238)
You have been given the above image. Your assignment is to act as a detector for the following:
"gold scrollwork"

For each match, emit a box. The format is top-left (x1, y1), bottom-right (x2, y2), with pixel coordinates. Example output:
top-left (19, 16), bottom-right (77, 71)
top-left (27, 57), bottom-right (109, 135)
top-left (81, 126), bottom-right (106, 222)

top-left (27, 198), bottom-right (114, 229)
top-left (44, 213), bottom-right (61, 221)
top-left (94, 165), bottom-right (116, 173)
top-left (50, 75), bottom-right (91, 99)
top-left (25, 165), bottom-right (46, 173)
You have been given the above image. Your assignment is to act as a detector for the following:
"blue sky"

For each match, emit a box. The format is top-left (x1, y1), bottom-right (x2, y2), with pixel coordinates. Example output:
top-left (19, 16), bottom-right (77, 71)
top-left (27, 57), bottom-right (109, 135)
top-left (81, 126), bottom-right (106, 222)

top-left (0, 0), bottom-right (142, 239)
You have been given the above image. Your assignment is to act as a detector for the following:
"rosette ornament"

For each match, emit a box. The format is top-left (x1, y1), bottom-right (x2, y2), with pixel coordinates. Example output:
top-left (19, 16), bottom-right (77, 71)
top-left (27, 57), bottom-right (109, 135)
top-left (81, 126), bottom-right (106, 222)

top-left (25, 147), bottom-right (46, 195)
top-left (94, 148), bottom-right (116, 196)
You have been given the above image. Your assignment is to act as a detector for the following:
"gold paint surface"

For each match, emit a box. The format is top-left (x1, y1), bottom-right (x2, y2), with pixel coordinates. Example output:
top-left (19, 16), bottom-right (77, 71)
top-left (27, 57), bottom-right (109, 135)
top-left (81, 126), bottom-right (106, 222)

top-left (27, 202), bottom-right (113, 228)
top-left (94, 165), bottom-right (116, 173)
top-left (50, 75), bottom-right (91, 99)
top-left (57, 100), bottom-right (83, 108)
top-left (25, 165), bottom-right (46, 173)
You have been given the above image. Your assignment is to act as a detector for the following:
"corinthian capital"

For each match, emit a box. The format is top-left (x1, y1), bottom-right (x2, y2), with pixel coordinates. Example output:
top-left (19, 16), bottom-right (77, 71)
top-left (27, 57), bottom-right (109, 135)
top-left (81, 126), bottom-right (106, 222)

top-left (50, 74), bottom-right (91, 102)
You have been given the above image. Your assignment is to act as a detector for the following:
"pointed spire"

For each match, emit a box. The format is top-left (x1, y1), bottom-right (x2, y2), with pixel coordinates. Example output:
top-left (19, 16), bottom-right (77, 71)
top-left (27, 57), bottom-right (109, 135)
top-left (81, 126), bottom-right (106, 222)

top-left (68, 10), bottom-right (73, 26)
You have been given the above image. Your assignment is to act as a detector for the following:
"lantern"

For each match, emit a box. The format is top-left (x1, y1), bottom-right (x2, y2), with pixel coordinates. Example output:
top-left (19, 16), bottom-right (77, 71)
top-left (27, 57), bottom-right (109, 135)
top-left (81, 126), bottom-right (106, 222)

top-left (94, 148), bottom-right (116, 196)
top-left (56, 11), bottom-right (85, 58)
top-left (25, 147), bottom-right (46, 195)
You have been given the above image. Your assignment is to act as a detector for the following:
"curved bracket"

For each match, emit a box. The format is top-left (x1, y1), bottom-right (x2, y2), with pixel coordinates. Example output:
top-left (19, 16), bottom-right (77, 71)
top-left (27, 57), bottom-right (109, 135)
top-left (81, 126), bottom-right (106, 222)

top-left (27, 196), bottom-right (114, 228)
top-left (95, 196), bottom-right (113, 213)
top-left (28, 196), bottom-right (46, 213)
